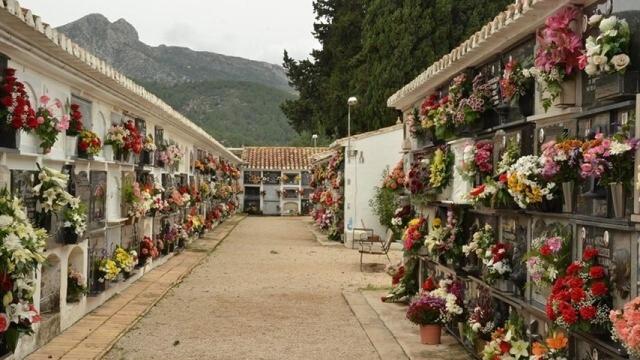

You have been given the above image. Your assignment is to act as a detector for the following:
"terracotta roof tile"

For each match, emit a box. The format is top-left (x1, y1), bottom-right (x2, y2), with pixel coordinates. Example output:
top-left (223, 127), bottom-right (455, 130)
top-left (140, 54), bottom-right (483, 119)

top-left (241, 147), bottom-right (328, 170)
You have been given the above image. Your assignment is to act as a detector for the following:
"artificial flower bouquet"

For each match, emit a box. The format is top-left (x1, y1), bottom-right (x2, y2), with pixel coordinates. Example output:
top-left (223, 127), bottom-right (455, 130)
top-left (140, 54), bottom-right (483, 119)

top-left (390, 205), bottom-right (414, 235)
top-left (465, 289), bottom-right (496, 343)
top-left (506, 155), bottom-right (556, 209)
top-left (583, 14), bottom-right (631, 77)
top-left (33, 95), bottom-right (67, 153)
top-left (525, 227), bottom-right (571, 288)
top-left (468, 139), bottom-right (519, 208)
top-left (122, 120), bottom-right (142, 155)
top-left (0, 187), bottom-right (47, 351)
top-left (418, 94), bottom-right (440, 133)
top-left (139, 236), bottom-right (159, 264)
top-left (406, 293), bottom-right (446, 326)
top-left (78, 129), bottom-right (102, 157)
top-left (458, 141), bottom-right (493, 182)
top-left (610, 296), bottom-right (640, 358)
top-left (482, 242), bottom-right (512, 285)
top-left (500, 58), bottom-right (532, 104)
top-left (481, 316), bottom-right (529, 360)
top-left (1, 68), bottom-right (37, 131)
top-left (427, 147), bottom-right (454, 194)
top-left (113, 246), bottom-right (136, 276)
top-left (402, 217), bottom-right (427, 252)
top-left (406, 160), bottom-right (428, 195)
top-left (530, 330), bottom-right (569, 360)
top-left (142, 134), bottom-right (156, 152)
top-left (546, 246), bottom-right (611, 332)
top-left (424, 211), bottom-right (460, 262)
top-left (580, 132), bottom-right (638, 187)
top-left (462, 224), bottom-right (495, 270)
top-left (530, 6), bottom-right (584, 111)
top-left (122, 181), bottom-right (152, 219)
top-left (66, 103), bottom-right (83, 137)
top-left (105, 123), bottom-right (127, 155)
top-left (539, 138), bottom-right (583, 183)
top-left (455, 73), bottom-right (493, 128)
top-left (428, 278), bottom-right (465, 323)
top-left (66, 266), bottom-right (87, 303)
top-left (96, 258), bottom-right (120, 283)
top-left (383, 161), bottom-right (405, 192)
top-left (62, 201), bottom-right (87, 239)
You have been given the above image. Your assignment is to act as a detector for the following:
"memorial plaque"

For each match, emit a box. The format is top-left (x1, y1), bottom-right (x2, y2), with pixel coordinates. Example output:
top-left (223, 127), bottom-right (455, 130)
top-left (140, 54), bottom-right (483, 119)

top-left (10, 170), bottom-right (37, 221)
top-left (90, 171), bottom-right (107, 228)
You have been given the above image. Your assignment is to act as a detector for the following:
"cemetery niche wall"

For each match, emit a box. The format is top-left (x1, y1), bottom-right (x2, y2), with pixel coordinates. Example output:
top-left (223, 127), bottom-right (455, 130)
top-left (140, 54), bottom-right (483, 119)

top-left (385, 1), bottom-right (640, 359)
top-left (0, 3), bottom-right (242, 358)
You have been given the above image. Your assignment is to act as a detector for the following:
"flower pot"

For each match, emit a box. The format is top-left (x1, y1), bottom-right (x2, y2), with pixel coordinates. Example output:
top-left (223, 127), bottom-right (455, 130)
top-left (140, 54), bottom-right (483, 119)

top-left (419, 324), bottom-right (442, 345)
top-left (16, 130), bottom-right (41, 154)
top-left (65, 135), bottom-right (78, 158)
top-left (103, 144), bottom-right (114, 161)
top-left (63, 227), bottom-right (80, 244)
top-left (562, 181), bottom-right (574, 213)
top-left (610, 182), bottom-right (625, 218)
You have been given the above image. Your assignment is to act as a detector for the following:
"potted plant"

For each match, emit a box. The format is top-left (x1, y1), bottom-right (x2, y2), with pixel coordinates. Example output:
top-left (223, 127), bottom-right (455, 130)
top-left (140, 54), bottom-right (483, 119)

top-left (105, 123), bottom-right (127, 161)
top-left (406, 294), bottom-right (446, 345)
top-left (66, 266), bottom-right (87, 303)
top-left (95, 258), bottom-right (119, 291)
top-left (139, 236), bottom-right (159, 265)
top-left (65, 102), bottom-right (83, 158)
top-left (113, 246), bottom-right (136, 279)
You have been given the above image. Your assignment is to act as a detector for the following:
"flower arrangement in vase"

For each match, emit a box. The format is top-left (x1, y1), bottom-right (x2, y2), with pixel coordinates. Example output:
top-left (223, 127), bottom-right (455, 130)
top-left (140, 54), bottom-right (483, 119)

top-left (500, 58), bottom-right (532, 105)
top-left (483, 242), bottom-right (512, 286)
top-left (406, 294), bottom-right (446, 345)
top-left (525, 227), bottom-right (571, 289)
top-left (463, 224), bottom-right (495, 274)
top-left (122, 181), bottom-right (152, 220)
top-left (78, 129), bottom-right (102, 158)
top-left (423, 211), bottom-right (460, 263)
top-left (539, 138), bottom-right (583, 212)
top-left (464, 289), bottom-right (495, 350)
top-left (66, 266), bottom-right (87, 303)
top-left (530, 330), bottom-right (569, 360)
top-left (383, 160), bottom-right (405, 192)
top-left (468, 139), bottom-right (519, 208)
top-left (96, 258), bottom-right (120, 283)
top-left (113, 246), bottom-right (136, 278)
top-left (580, 132), bottom-right (637, 217)
top-left (481, 315), bottom-right (529, 360)
top-left (66, 103), bottom-right (83, 137)
top-left (610, 296), bottom-right (640, 358)
top-left (390, 205), bottom-right (414, 235)
top-left (406, 160), bottom-right (428, 196)
top-left (1, 68), bottom-right (36, 132)
top-left (546, 246), bottom-right (611, 332)
top-left (427, 147), bottom-right (454, 194)
top-left (32, 95), bottom-right (67, 154)
top-left (506, 155), bottom-right (556, 209)
top-left (458, 141), bottom-right (493, 182)
top-left (139, 236), bottom-right (159, 264)
top-left (62, 202), bottom-right (87, 243)
top-left (529, 6), bottom-right (584, 111)
top-left (582, 15), bottom-right (631, 77)
top-left (0, 187), bottom-right (47, 351)
top-left (402, 217), bottom-right (427, 252)
top-left (455, 73), bottom-right (493, 130)
top-left (105, 123), bottom-right (127, 160)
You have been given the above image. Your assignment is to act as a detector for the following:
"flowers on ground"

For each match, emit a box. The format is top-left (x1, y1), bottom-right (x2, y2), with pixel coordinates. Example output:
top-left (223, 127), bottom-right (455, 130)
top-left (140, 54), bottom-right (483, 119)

top-left (582, 15), bottom-right (631, 77)
top-left (546, 246), bottom-right (611, 331)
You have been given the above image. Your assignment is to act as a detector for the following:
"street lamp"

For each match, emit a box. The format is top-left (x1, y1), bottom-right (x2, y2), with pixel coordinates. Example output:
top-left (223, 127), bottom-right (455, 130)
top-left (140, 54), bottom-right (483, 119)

top-left (312, 134), bottom-right (318, 148)
top-left (347, 96), bottom-right (357, 162)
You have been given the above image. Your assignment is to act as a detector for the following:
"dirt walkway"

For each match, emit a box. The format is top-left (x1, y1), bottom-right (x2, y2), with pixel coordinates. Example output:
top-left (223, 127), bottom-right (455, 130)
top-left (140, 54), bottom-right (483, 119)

top-left (104, 217), bottom-right (399, 360)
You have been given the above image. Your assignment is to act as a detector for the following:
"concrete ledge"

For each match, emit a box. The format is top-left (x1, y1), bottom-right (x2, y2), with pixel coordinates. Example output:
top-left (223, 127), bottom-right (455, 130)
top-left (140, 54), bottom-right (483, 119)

top-left (307, 225), bottom-right (344, 247)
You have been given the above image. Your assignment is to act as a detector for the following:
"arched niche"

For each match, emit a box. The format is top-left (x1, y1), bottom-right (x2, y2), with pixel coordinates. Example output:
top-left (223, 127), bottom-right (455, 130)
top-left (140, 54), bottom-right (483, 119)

top-left (68, 246), bottom-right (86, 275)
top-left (96, 111), bottom-right (107, 142)
top-left (40, 254), bottom-right (61, 315)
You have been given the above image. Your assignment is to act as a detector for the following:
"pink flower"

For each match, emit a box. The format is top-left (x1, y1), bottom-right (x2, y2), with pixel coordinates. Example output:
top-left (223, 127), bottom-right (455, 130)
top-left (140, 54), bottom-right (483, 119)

top-left (56, 114), bottom-right (70, 132)
top-left (36, 116), bottom-right (44, 125)
top-left (39, 94), bottom-right (50, 105)
top-left (546, 236), bottom-right (563, 252)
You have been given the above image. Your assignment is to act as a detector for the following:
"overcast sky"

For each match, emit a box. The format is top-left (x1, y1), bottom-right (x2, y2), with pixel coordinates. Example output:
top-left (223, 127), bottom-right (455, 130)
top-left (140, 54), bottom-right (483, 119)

top-left (18, 0), bottom-right (319, 65)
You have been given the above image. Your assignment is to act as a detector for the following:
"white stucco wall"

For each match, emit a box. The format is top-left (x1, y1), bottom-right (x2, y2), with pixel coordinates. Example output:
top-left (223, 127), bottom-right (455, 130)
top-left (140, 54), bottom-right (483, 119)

top-left (343, 126), bottom-right (403, 246)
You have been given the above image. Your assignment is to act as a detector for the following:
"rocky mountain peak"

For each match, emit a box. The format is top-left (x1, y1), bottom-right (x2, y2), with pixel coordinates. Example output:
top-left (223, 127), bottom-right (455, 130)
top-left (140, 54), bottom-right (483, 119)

top-left (111, 18), bottom-right (138, 42)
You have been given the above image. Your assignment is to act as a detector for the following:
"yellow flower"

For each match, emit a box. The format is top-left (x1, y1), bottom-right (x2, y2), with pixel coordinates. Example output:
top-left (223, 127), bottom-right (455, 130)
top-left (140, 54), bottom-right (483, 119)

top-left (432, 218), bottom-right (442, 228)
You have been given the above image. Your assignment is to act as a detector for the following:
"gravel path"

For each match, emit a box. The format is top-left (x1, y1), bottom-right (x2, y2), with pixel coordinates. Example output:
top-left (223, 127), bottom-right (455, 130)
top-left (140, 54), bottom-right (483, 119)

top-left (104, 216), bottom-right (400, 360)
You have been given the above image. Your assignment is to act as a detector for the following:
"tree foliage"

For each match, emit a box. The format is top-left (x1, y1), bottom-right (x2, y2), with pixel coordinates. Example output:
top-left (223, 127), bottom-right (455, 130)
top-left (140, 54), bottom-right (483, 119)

top-left (283, 0), bottom-right (512, 140)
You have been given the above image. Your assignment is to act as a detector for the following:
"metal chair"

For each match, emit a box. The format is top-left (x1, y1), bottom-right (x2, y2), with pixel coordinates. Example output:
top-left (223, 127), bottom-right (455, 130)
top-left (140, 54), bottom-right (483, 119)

top-left (358, 229), bottom-right (394, 271)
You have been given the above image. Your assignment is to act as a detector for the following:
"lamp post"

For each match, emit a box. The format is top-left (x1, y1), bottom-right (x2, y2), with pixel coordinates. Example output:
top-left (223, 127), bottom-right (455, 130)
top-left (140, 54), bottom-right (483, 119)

top-left (347, 96), bottom-right (357, 162)
top-left (312, 134), bottom-right (318, 148)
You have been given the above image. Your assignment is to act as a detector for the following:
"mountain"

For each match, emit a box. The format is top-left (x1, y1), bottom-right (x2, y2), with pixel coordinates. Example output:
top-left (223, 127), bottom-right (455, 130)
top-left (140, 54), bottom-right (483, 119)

top-left (57, 14), bottom-right (297, 146)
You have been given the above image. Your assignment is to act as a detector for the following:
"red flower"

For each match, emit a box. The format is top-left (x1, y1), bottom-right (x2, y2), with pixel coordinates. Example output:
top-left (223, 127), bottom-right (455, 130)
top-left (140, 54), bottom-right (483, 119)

top-left (589, 266), bottom-right (605, 279)
top-left (499, 341), bottom-right (511, 354)
top-left (591, 281), bottom-right (607, 296)
top-left (567, 277), bottom-right (584, 289)
top-left (566, 262), bottom-right (582, 276)
top-left (583, 247), bottom-right (599, 261)
top-left (539, 244), bottom-right (552, 256)
top-left (469, 184), bottom-right (485, 197)
top-left (499, 173), bottom-right (508, 184)
top-left (579, 305), bottom-right (596, 320)
top-left (0, 95), bottom-right (11, 107)
top-left (561, 307), bottom-right (577, 324)
top-left (570, 288), bottom-right (585, 302)
top-left (422, 277), bottom-right (436, 292)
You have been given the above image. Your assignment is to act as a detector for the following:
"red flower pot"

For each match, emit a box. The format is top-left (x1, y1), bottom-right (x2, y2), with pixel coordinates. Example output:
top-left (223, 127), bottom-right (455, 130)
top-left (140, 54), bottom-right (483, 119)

top-left (419, 324), bottom-right (441, 345)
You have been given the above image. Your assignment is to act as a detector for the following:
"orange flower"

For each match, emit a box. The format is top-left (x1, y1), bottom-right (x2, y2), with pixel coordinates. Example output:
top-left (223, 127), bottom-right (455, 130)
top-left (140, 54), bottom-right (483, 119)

top-left (531, 342), bottom-right (547, 356)
top-left (546, 331), bottom-right (568, 350)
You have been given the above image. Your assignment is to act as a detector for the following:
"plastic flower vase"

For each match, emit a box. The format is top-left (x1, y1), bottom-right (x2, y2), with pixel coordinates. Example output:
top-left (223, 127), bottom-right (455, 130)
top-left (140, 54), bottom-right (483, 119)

top-left (419, 324), bottom-right (441, 345)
